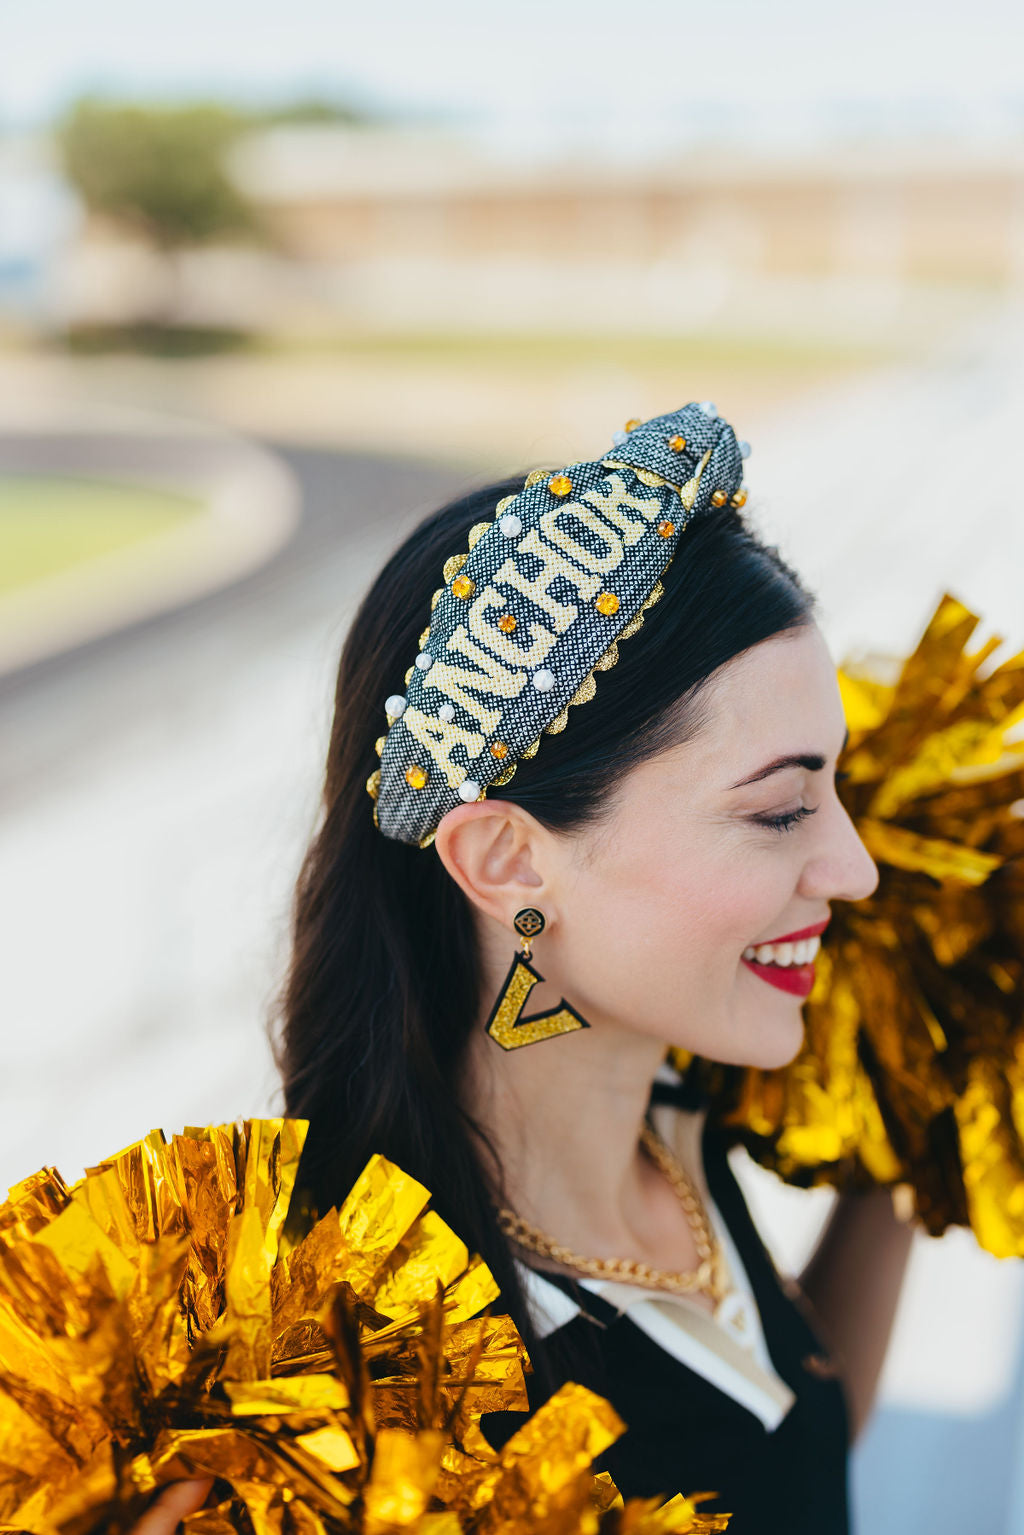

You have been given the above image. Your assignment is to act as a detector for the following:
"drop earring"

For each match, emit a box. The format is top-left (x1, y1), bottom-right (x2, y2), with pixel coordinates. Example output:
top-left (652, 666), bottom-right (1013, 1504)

top-left (484, 907), bottom-right (589, 1051)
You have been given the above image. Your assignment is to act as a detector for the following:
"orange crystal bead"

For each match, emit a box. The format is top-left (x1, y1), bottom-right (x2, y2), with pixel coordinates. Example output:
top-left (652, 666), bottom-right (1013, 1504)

top-left (731, 488), bottom-right (748, 508)
top-left (405, 764), bottom-right (428, 789)
top-left (669, 434), bottom-right (687, 452)
top-left (452, 573), bottom-right (476, 599)
top-left (490, 741), bottom-right (509, 759)
top-left (710, 489), bottom-right (728, 508)
top-left (624, 418), bottom-right (642, 432)
top-left (595, 591), bottom-right (620, 616)
top-left (497, 613), bottom-right (517, 633)
top-left (548, 474), bottom-right (572, 497)
top-left (657, 519), bottom-right (675, 538)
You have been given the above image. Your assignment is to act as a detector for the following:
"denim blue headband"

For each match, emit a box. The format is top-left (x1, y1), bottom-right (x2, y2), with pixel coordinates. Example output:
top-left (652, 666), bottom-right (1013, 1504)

top-left (370, 402), bottom-right (749, 847)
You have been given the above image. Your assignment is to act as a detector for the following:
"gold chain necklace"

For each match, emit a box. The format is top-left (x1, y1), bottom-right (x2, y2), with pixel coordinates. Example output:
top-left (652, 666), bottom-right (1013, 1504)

top-left (497, 1121), bottom-right (726, 1304)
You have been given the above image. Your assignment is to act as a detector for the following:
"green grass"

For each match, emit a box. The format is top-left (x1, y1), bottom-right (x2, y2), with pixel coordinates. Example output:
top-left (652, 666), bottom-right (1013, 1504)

top-left (252, 330), bottom-right (897, 371)
top-left (0, 476), bottom-right (205, 597)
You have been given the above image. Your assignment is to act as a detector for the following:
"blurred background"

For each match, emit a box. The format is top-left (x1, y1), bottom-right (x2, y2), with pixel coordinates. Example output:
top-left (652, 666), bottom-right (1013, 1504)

top-left (3, 1), bottom-right (1024, 1528)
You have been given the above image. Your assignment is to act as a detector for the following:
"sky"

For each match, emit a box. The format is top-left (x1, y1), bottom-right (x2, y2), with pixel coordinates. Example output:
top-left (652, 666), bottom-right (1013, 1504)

top-left (3, 0), bottom-right (1024, 146)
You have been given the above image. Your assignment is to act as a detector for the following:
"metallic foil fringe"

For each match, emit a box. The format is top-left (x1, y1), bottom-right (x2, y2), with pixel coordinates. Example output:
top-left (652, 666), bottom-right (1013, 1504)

top-left (684, 594), bottom-right (1024, 1251)
top-left (0, 1120), bottom-right (730, 1534)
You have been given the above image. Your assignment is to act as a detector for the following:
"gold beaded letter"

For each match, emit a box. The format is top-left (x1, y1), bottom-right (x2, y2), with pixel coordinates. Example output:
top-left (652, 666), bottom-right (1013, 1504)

top-left (731, 488), bottom-right (748, 508)
top-left (657, 518), bottom-right (675, 538)
top-left (710, 489), bottom-right (728, 508)
top-left (497, 613), bottom-right (517, 633)
top-left (548, 474), bottom-right (572, 497)
top-left (490, 741), bottom-right (509, 760)
top-left (595, 591), bottom-right (620, 616)
top-left (405, 764), bottom-right (428, 789)
top-left (669, 434), bottom-right (687, 452)
top-left (452, 574), bottom-right (476, 599)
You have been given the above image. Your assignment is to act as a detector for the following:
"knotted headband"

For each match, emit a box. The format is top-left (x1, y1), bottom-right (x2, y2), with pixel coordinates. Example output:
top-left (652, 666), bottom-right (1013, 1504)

top-left (370, 402), bottom-right (749, 846)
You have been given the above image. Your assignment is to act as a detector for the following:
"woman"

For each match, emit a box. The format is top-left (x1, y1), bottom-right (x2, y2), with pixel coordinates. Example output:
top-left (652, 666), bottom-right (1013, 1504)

top-left (145, 403), bottom-right (913, 1534)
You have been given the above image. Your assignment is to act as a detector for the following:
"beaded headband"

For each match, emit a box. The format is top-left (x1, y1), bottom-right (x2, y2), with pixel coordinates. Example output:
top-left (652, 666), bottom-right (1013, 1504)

top-left (370, 402), bottom-right (749, 847)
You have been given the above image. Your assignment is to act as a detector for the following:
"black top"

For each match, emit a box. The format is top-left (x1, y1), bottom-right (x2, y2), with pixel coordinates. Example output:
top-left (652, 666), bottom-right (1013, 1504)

top-left (483, 1106), bottom-right (850, 1534)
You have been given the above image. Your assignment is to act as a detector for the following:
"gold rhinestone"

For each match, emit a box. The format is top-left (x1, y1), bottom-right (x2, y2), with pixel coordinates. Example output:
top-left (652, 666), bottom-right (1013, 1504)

top-left (657, 518), bottom-right (675, 538)
top-left (490, 741), bottom-right (509, 760)
top-left (497, 613), bottom-right (517, 633)
top-left (452, 573), bottom-right (475, 599)
top-left (405, 764), bottom-right (428, 789)
top-left (710, 489), bottom-right (728, 508)
top-left (548, 474), bottom-right (572, 497)
top-left (624, 418), bottom-right (642, 432)
top-left (669, 434), bottom-right (687, 452)
top-left (731, 488), bottom-right (748, 508)
top-left (595, 591), bottom-right (620, 616)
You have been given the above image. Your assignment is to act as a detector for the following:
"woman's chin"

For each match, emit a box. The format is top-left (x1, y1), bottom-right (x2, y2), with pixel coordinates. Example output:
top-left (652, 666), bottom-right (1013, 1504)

top-left (714, 1006), bottom-right (807, 1072)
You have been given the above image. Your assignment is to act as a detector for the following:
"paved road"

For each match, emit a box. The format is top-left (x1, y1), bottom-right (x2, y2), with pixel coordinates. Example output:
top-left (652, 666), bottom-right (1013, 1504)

top-left (4, 345), bottom-right (1024, 1531)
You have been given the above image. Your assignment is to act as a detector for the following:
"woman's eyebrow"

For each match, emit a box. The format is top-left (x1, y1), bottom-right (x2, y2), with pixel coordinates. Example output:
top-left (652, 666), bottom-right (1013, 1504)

top-left (733, 755), bottom-right (829, 792)
top-left (728, 728), bottom-right (851, 790)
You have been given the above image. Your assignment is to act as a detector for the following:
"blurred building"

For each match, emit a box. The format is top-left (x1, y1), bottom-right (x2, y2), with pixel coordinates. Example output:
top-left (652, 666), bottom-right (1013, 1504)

top-left (13, 123), bottom-right (1024, 344)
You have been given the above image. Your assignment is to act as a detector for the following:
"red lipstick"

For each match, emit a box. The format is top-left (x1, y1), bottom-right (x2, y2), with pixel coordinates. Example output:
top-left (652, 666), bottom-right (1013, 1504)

top-left (759, 919), bottom-right (830, 944)
top-left (740, 918), bottom-right (829, 999)
top-left (741, 957), bottom-right (816, 997)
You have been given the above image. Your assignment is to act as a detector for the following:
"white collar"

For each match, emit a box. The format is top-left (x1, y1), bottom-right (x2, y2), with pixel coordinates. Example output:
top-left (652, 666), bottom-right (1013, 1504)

top-left (513, 1104), bottom-right (795, 1432)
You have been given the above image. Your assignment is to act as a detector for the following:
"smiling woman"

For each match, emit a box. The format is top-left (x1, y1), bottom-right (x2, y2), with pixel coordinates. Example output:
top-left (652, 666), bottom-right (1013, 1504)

top-left (269, 404), bottom-right (911, 1534)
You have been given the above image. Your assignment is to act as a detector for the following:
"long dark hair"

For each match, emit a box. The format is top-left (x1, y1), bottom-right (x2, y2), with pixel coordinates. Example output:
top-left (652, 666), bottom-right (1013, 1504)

top-left (273, 470), bottom-right (814, 1369)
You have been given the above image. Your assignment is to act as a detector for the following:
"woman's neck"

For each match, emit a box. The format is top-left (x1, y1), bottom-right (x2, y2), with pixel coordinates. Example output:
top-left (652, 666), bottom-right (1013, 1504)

top-left (460, 1006), bottom-right (671, 1255)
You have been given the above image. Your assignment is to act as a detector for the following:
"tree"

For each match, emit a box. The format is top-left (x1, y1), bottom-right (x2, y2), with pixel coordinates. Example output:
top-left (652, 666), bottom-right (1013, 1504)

top-left (56, 99), bottom-right (258, 248)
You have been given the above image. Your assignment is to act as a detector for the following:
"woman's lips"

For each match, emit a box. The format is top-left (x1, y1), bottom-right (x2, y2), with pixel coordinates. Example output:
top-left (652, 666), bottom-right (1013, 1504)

top-left (741, 954), bottom-right (816, 998)
top-left (740, 918), bottom-right (828, 999)
top-left (760, 918), bottom-right (830, 944)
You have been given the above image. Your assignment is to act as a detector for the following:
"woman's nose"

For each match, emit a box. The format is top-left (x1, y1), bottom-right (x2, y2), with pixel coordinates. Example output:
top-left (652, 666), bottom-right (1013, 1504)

top-left (799, 799), bottom-right (879, 904)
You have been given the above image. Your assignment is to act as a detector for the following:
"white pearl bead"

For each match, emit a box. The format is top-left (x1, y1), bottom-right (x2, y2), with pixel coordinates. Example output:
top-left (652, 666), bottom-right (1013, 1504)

top-left (438, 703), bottom-right (455, 723)
top-left (611, 429), bottom-right (629, 447)
top-left (458, 779), bottom-right (481, 802)
top-left (699, 400), bottom-right (718, 417)
top-left (738, 440), bottom-right (752, 459)
top-left (415, 651), bottom-right (433, 670)
top-left (499, 513), bottom-right (522, 538)
top-left (532, 668), bottom-right (556, 692)
top-left (385, 694), bottom-right (406, 718)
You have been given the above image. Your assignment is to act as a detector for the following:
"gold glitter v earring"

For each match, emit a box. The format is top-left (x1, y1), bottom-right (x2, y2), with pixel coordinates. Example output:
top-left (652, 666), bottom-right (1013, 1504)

top-left (484, 907), bottom-right (590, 1050)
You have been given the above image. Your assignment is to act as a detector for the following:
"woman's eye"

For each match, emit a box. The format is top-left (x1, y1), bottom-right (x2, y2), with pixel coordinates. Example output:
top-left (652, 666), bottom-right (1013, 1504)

top-left (752, 805), bottom-right (819, 835)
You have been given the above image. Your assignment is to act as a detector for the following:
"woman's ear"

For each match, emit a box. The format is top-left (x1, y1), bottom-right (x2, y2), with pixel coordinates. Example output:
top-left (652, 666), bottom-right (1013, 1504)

top-left (434, 800), bottom-right (553, 927)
